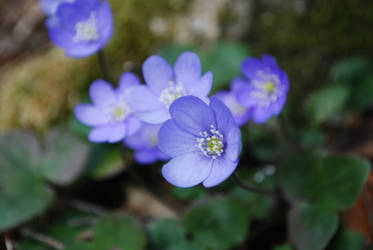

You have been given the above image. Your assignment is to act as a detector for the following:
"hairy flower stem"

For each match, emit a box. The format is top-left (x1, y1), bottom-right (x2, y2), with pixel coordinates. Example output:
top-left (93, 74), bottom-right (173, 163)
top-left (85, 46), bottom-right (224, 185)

top-left (97, 50), bottom-right (113, 83)
top-left (232, 173), bottom-right (275, 195)
top-left (20, 228), bottom-right (64, 250)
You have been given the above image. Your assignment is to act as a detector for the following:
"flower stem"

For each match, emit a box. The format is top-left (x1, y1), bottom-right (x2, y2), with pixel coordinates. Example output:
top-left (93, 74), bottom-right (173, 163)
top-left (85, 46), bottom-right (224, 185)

top-left (232, 173), bottom-right (275, 195)
top-left (97, 50), bottom-right (113, 83)
top-left (20, 228), bottom-right (64, 250)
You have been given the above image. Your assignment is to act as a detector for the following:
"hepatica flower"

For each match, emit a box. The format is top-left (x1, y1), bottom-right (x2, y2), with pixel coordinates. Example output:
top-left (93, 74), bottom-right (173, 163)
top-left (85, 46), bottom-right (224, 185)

top-left (75, 72), bottom-right (141, 143)
top-left (158, 96), bottom-right (241, 188)
top-left (125, 52), bottom-right (213, 124)
top-left (215, 77), bottom-right (251, 126)
top-left (236, 55), bottom-right (289, 123)
top-left (40, 0), bottom-right (74, 16)
top-left (125, 123), bottom-right (169, 164)
top-left (48, 0), bottom-right (113, 58)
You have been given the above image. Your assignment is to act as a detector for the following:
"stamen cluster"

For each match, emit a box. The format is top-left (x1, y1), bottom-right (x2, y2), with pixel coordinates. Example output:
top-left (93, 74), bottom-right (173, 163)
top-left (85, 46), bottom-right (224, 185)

top-left (104, 101), bottom-right (131, 123)
top-left (251, 70), bottom-right (284, 108)
top-left (159, 80), bottom-right (187, 108)
top-left (196, 125), bottom-right (224, 159)
top-left (73, 12), bottom-right (99, 42)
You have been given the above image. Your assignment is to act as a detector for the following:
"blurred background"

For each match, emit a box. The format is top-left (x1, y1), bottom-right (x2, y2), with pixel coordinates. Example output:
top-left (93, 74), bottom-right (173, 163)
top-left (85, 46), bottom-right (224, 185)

top-left (0, 0), bottom-right (373, 249)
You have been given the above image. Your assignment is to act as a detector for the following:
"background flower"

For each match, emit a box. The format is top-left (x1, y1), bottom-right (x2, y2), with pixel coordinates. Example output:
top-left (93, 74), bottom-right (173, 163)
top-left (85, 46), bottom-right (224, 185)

top-left (158, 96), bottom-right (241, 188)
top-left (235, 54), bottom-right (289, 124)
top-left (40, 0), bottom-right (74, 16)
top-left (75, 72), bottom-right (141, 143)
top-left (215, 76), bottom-right (251, 126)
top-left (124, 123), bottom-right (169, 164)
top-left (48, 0), bottom-right (113, 58)
top-left (125, 52), bottom-right (213, 124)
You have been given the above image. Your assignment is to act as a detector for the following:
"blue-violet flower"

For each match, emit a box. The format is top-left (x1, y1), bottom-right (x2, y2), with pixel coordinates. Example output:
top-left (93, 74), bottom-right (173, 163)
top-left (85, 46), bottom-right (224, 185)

top-left (158, 96), bottom-right (241, 188)
top-left (48, 0), bottom-right (113, 58)
top-left (125, 52), bottom-right (213, 124)
top-left (215, 77), bottom-right (251, 126)
top-left (235, 54), bottom-right (289, 123)
top-left (75, 72), bottom-right (141, 143)
top-left (125, 123), bottom-right (169, 164)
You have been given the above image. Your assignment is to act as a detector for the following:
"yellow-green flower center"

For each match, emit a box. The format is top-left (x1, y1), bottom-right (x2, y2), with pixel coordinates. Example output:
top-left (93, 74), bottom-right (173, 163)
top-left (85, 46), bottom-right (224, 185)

top-left (196, 125), bottom-right (224, 159)
top-left (263, 81), bottom-right (275, 93)
top-left (73, 12), bottom-right (99, 42)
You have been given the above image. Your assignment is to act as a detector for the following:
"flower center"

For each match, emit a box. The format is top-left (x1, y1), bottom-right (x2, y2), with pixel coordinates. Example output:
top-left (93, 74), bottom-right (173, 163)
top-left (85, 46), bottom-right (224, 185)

top-left (73, 12), bottom-right (99, 43)
top-left (251, 70), bottom-right (284, 107)
top-left (104, 101), bottom-right (131, 123)
top-left (196, 125), bottom-right (224, 159)
top-left (159, 80), bottom-right (187, 108)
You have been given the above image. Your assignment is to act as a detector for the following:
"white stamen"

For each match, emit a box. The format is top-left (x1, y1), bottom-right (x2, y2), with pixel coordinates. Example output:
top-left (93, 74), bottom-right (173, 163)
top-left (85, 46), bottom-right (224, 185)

top-left (73, 12), bottom-right (99, 43)
top-left (159, 80), bottom-right (187, 108)
top-left (195, 124), bottom-right (224, 159)
top-left (104, 100), bottom-right (131, 124)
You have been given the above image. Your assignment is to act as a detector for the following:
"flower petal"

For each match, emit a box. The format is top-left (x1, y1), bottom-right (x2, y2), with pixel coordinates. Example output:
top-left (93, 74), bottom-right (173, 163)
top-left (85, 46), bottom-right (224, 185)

top-left (48, 26), bottom-right (75, 50)
top-left (75, 104), bottom-right (108, 126)
top-left (188, 71), bottom-right (213, 99)
top-left (252, 107), bottom-right (273, 124)
top-left (158, 120), bottom-right (199, 158)
top-left (89, 80), bottom-right (115, 108)
top-left (118, 72), bottom-right (141, 92)
top-left (262, 54), bottom-right (279, 70)
top-left (169, 96), bottom-right (215, 136)
top-left (134, 149), bottom-right (158, 164)
top-left (107, 123), bottom-right (126, 143)
top-left (143, 55), bottom-right (173, 95)
top-left (162, 153), bottom-right (212, 188)
top-left (241, 57), bottom-right (264, 80)
top-left (125, 115), bottom-right (142, 136)
top-left (174, 52), bottom-right (202, 89)
top-left (96, 0), bottom-right (113, 48)
top-left (203, 157), bottom-right (238, 187)
top-left (124, 85), bottom-right (169, 123)
top-left (88, 125), bottom-right (111, 142)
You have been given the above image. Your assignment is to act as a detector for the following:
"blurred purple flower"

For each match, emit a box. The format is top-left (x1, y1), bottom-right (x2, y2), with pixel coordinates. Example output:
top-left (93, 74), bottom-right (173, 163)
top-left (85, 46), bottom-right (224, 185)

top-left (75, 72), bottom-right (142, 143)
top-left (40, 0), bottom-right (74, 16)
top-left (158, 96), bottom-right (241, 188)
top-left (236, 54), bottom-right (289, 123)
top-left (48, 0), bottom-right (113, 58)
top-left (125, 52), bottom-right (213, 124)
top-left (215, 77), bottom-right (251, 126)
top-left (124, 123), bottom-right (169, 164)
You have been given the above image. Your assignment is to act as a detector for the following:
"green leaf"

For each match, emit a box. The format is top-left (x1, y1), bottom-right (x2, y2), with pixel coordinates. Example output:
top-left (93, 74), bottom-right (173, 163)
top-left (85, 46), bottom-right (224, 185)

top-left (350, 74), bottom-right (373, 111)
top-left (147, 218), bottom-right (186, 249)
top-left (273, 244), bottom-right (293, 250)
top-left (39, 128), bottom-right (90, 185)
top-left (279, 153), bottom-right (370, 211)
top-left (329, 230), bottom-right (366, 250)
top-left (92, 213), bottom-right (146, 250)
top-left (306, 84), bottom-right (350, 125)
top-left (289, 203), bottom-right (339, 250)
top-left (203, 41), bottom-right (249, 92)
top-left (331, 57), bottom-right (372, 85)
top-left (171, 186), bottom-right (207, 201)
top-left (159, 44), bottom-right (198, 65)
top-left (0, 131), bottom-right (53, 232)
top-left (183, 197), bottom-right (250, 250)
top-left (85, 144), bottom-right (124, 180)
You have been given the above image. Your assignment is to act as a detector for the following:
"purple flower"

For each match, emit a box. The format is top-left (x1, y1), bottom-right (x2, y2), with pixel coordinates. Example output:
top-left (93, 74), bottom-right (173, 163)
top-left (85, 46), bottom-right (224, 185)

top-left (215, 77), bottom-right (251, 126)
top-left (124, 123), bottom-right (169, 164)
top-left (125, 52), bottom-right (213, 124)
top-left (235, 55), bottom-right (289, 123)
top-left (40, 0), bottom-right (74, 16)
top-left (75, 72), bottom-right (142, 143)
top-left (48, 0), bottom-right (113, 58)
top-left (158, 96), bottom-right (241, 188)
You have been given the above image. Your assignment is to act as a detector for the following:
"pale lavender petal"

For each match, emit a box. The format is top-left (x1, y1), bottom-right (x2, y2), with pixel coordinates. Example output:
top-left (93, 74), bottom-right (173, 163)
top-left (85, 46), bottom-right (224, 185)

top-left (118, 72), bottom-right (141, 92)
top-left (89, 80), bottom-right (115, 108)
top-left (158, 120), bottom-right (198, 158)
top-left (203, 157), bottom-right (238, 188)
top-left (48, 27), bottom-right (75, 49)
top-left (262, 54), bottom-right (279, 70)
top-left (143, 55), bottom-right (173, 95)
top-left (135, 109), bottom-right (170, 124)
top-left (88, 125), bottom-right (111, 142)
top-left (188, 71), bottom-right (213, 99)
top-left (252, 107), bottom-right (273, 124)
top-left (169, 96), bottom-right (215, 136)
top-left (96, 1), bottom-right (113, 46)
top-left (215, 91), bottom-right (250, 126)
top-left (174, 52), bottom-right (201, 90)
top-left (125, 85), bottom-right (164, 111)
top-left (75, 104), bottom-right (108, 126)
top-left (161, 153), bottom-right (212, 188)
top-left (241, 57), bottom-right (264, 79)
top-left (224, 124), bottom-right (242, 162)
top-left (107, 123), bottom-right (126, 143)
top-left (134, 149), bottom-right (158, 164)
top-left (210, 97), bottom-right (236, 133)
top-left (125, 115), bottom-right (142, 136)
